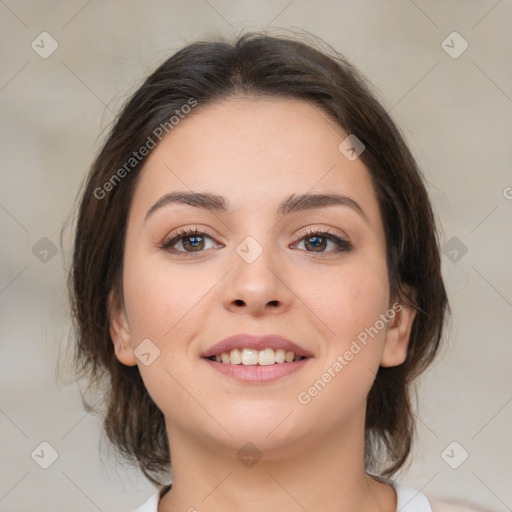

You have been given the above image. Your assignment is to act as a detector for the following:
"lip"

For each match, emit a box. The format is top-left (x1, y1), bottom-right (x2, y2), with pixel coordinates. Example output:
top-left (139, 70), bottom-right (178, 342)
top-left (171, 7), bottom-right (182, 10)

top-left (203, 357), bottom-right (311, 383)
top-left (200, 333), bottom-right (313, 359)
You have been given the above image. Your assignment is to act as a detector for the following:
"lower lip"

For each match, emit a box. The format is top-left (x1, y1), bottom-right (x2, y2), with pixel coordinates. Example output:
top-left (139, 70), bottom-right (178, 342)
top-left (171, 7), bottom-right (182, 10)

top-left (203, 358), bottom-right (311, 382)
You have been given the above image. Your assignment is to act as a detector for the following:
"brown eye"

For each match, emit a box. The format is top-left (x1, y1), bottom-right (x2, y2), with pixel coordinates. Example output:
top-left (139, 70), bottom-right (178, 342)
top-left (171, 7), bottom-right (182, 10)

top-left (160, 228), bottom-right (218, 254)
top-left (293, 229), bottom-right (352, 255)
top-left (180, 234), bottom-right (205, 251)
top-left (304, 234), bottom-right (327, 252)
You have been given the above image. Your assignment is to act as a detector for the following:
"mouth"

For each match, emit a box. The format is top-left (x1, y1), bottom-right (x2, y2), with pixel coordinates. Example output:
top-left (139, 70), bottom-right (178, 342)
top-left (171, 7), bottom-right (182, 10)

top-left (201, 334), bottom-right (313, 383)
top-left (200, 333), bottom-right (313, 364)
top-left (206, 347), bottom-right (308, 365)
top-left (203, 354), bottom-right (311, 383)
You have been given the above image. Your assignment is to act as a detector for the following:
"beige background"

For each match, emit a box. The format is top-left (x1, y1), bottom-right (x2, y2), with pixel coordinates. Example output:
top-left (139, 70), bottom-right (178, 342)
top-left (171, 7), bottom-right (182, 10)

top-left (1, 1), bottom-right (511, 511)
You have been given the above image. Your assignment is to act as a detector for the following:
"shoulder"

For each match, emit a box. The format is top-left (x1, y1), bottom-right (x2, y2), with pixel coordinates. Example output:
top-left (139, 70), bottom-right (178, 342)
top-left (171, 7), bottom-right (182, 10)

top-left (131, 491), bottom-right (159, 512)
top-left (428, 496), bottom-right (496, 512)
top-left (394, 483), bottom-right (433, 511)
top-left (132, 483), bottom-right (493, 512)
top-left (394, 483), bottom-right (494, 512)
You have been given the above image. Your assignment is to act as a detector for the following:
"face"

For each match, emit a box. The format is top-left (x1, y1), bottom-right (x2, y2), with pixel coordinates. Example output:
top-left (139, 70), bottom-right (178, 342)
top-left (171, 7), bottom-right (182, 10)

top-left (110, 96), bottom-right (415, 457)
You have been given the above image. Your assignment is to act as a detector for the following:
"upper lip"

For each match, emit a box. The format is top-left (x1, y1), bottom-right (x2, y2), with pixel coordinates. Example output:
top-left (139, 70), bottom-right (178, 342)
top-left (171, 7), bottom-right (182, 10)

top-left (201, 334), bottom-right (313, 359)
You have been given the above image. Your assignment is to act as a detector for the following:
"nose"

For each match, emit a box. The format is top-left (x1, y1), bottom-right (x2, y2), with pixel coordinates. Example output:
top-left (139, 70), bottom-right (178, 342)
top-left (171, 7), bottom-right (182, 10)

top-left (221, 238), bottom-right (293, 317)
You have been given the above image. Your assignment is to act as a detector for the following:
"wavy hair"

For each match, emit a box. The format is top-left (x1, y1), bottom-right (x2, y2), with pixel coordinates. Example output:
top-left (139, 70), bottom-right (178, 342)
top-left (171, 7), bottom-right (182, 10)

top-left (66, 30), bottom-right (449, 485)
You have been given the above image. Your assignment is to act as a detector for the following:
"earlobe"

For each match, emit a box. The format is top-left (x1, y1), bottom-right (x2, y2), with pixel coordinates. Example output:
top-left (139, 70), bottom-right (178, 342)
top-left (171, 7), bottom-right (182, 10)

top-left (108, 290), bottom-right (138, 367)
top-left (381, 297), bottom-right (417, 368)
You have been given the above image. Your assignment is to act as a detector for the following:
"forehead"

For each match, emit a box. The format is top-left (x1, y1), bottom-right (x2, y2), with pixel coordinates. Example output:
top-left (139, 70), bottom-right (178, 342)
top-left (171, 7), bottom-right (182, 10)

top-left (152, 96), bottom-right (345, 172)
top-left (130, 96), bottom-right (382, 228)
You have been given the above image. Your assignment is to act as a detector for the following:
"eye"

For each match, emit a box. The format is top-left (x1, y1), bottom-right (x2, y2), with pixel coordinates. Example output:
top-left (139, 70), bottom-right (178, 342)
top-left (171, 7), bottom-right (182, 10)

top-left (159, 227), bottom-right (351, 256)
top-left (160, 227), bottom-right (220, 254)
top-left (291, 228), bottom-right (352, 255)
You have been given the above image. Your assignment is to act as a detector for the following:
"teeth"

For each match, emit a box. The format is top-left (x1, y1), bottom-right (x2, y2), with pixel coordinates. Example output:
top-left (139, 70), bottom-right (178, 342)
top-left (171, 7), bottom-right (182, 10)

top-left (285, 350), bottom-right (295, 363)
top-left (275, 348), bottom-right (286, 363)
top-left (241, 348), bottom-right (258, 365)
top-left (229, 348), bottom-right (242, 364)
top-left (211, 347), bottom-right (305, 365)
top-left (258, 348), bottom-right (275, 366)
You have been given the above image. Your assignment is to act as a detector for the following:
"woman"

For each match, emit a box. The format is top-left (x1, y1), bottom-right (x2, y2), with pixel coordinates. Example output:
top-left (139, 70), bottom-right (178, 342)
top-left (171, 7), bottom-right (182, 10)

top-left (68, 31), bottom-right (487, 512)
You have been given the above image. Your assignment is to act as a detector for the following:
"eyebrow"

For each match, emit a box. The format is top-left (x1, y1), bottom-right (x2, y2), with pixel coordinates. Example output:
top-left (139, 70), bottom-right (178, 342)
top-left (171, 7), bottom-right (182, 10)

top-left (144, 190), bottom-right (369, 224)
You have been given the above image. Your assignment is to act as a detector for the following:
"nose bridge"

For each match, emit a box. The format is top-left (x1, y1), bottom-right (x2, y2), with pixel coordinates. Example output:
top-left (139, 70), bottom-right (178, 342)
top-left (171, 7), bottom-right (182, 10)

top-left (231, 206), bottom-right (279, 266)
top-left (234, 230), bottom-right (279, 287)
top-left (221, 222), bottom-right (291, 313)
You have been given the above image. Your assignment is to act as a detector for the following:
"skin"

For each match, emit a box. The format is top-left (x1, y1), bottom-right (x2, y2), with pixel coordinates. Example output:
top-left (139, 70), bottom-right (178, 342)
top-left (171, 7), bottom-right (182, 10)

top-left (109, 96), bottom-right (416, 512)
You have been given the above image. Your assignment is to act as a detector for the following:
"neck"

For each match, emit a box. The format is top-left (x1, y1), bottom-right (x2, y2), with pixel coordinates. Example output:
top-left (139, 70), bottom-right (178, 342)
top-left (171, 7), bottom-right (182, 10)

top-left (157, 417), bottom-right (396, 512)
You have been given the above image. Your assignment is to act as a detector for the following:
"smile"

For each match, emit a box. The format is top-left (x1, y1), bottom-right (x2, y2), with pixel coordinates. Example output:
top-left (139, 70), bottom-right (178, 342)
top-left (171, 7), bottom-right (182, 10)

top-left (203, 351), bottom-right (312, 383)
top-left (208, 347), bottom-right (307, 365)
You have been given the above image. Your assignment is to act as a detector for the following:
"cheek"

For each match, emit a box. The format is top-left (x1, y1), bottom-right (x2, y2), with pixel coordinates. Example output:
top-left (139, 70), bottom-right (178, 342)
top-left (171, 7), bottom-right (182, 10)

top-left (296, 261), bottom-right (390, 417)
top-left (122, 253), bottom-right (218, 343)
top-left (121, 255), bottom-right (215, 420)
top-left (313, 257), bottom-right (390, 344)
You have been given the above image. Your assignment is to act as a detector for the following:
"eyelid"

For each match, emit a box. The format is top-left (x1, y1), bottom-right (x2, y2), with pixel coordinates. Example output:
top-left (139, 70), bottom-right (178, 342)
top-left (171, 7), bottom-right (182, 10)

top-left (159, 226), bottom-right (221, 249)
top-left (291, 225), bottom-right (350, 244)
top-left (159, 225), bottom-right (352, 255)
top-left (290, 227), bottom-right (352, 255)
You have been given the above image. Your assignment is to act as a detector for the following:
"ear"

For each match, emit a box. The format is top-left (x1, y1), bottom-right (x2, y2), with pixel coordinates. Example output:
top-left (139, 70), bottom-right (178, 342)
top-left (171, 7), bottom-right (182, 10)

top-left (108, 289), bottom-right (138, 367)
top-left (381, 290), bottom-right (417, 368)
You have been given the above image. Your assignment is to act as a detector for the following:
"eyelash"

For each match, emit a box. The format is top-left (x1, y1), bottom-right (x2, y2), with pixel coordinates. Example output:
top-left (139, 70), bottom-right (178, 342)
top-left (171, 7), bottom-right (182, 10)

top-left (159, 226), bottom-right (352, 256)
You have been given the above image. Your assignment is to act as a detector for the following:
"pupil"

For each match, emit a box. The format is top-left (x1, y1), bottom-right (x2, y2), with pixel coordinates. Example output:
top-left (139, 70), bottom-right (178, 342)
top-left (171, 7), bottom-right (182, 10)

top-left (307, 236), bottom-right (325, 251)
top-left (185, 235), bottom-right (203, 250)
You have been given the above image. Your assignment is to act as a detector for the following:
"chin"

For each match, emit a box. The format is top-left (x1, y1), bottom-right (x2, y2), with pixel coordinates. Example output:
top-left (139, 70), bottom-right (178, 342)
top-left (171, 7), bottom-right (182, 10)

top-left (213, 405), bottom-right (308, 447)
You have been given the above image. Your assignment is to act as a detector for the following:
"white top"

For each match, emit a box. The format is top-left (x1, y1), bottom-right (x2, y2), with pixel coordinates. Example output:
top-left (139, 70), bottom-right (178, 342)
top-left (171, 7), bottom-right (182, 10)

top-left (131, 482), bottom-right (488, 512)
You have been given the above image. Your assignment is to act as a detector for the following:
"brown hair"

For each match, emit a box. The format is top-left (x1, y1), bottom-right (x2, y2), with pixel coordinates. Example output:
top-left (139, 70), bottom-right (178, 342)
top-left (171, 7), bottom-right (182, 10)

top-left (66, 30), bottom-right (448, 486)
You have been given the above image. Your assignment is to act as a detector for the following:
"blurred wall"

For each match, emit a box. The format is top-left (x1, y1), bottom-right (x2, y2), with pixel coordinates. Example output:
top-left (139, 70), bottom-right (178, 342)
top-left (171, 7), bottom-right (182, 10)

top-left (0, 1), bottom-right (511, 511)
